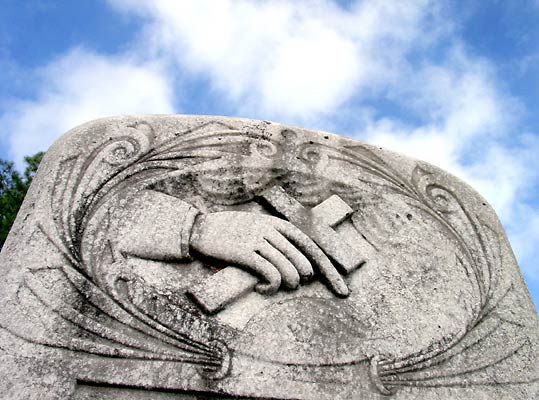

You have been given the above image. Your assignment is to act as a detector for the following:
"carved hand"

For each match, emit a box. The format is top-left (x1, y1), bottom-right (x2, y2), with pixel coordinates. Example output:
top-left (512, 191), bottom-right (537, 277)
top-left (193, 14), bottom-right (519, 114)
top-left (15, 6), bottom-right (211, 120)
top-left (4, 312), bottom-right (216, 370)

top-left (189, 211), bottom-right (349, 297)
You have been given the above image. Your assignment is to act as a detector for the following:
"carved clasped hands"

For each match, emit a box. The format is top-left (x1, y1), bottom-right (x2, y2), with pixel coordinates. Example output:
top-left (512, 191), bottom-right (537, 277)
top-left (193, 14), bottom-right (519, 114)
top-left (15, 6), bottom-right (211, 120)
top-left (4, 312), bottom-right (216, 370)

top-left (190, 211), bottom-right (349, 297)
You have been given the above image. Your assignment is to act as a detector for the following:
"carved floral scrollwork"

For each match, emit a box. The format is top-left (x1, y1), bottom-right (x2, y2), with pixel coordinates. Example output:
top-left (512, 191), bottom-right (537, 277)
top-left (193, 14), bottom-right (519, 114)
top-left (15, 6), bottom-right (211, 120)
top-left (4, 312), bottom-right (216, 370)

top-left (250, 140), bottom-right (279, 159)
top-left (9, 121), bottom-right (533, 395)
top-left (292, 140), bottom-right (530, 393)
top-left (46, 122), bottom-right (156, 268)
top-left (29, 121), bottom-right (285, 377)
top-left (298, 143), bottom-right (329, 167)
top-left (368, 164), bottom-right (524, 393)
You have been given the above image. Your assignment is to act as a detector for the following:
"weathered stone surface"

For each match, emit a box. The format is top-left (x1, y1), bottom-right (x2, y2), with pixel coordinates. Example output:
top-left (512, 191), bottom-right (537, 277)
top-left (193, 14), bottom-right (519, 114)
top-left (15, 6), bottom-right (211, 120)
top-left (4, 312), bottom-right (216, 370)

top-left (0, 115), bottom-right (538, 399)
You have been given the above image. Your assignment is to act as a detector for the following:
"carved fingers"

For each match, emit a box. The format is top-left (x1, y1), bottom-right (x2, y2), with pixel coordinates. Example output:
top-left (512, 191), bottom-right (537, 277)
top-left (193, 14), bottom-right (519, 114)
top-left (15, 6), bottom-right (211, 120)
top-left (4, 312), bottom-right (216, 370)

top-left (265, 233), bottom-right (314, 282)
top-left (257, 242), bottom-right (300, 290)
top-left (189, 211), bottom-right (349, 296)
top-left (242, 230), bottom-right (320, 295)
top-left (273, 220), bottom-right (350, 297)
top-left (244, 252), bottom-right (282, 294)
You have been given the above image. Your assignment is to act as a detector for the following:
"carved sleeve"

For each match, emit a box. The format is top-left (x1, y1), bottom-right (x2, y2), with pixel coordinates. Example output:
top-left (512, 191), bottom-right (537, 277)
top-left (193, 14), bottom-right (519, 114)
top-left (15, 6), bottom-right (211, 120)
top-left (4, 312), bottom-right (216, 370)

top-left (115, 190), bottom-right (200, 261)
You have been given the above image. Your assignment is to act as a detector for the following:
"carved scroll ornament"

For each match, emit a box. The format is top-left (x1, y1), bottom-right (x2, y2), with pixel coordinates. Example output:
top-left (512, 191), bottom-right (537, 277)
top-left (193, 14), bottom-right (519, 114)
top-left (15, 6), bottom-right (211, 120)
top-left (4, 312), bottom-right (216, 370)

top-left (0, 116), bottom-right (537, 400)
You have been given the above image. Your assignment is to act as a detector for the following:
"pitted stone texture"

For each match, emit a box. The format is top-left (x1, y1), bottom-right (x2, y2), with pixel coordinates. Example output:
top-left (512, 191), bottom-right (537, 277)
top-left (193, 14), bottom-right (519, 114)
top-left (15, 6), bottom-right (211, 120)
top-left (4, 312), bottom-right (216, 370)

top-left (0, 115), bottom-right (538, 399)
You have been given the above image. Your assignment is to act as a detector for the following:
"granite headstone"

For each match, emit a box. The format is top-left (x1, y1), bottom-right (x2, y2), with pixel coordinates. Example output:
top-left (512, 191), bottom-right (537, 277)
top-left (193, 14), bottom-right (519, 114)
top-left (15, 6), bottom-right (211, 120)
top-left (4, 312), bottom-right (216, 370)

top-left (0, 115), bottom-right (537, 399)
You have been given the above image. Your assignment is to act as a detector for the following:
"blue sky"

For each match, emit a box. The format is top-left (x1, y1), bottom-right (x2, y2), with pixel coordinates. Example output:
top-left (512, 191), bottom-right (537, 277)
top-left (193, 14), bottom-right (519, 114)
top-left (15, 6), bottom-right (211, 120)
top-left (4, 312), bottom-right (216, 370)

top-left (1, 0), bottom-right (538, 306)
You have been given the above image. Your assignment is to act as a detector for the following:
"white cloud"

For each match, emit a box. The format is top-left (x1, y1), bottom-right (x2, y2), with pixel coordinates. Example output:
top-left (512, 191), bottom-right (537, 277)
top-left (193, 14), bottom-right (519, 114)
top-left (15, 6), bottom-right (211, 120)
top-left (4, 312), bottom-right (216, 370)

top-left (108, 0), bottom-right (438, 120)
top-left (1, 48), bottom-right (175, 166)
top-left (361, 49), bottom-right (519, 211)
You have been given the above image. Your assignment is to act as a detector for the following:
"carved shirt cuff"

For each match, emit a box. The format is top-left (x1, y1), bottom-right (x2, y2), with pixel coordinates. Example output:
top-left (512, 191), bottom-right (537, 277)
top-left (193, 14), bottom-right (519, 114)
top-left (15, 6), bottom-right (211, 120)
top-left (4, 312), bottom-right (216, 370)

top-left (117, 190), bottom-right (200, 261)
top-left (179, 205), bottom-right (200, 259)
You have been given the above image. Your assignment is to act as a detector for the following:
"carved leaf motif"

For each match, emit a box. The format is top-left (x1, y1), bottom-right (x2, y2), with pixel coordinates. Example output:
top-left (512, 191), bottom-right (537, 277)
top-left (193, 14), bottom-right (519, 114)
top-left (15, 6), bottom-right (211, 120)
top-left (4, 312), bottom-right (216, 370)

top-left (369, 164), bottom-right (529, 393)
top-left (342, 144), bottom-right (417, 196)
top-left (14, 266), bottom-right (225, 368)
top-left (29, 122), bottom-right (532, 392)
top-left (37, 122), bottom-right (266, 371)
top-left (35, 122), bottom-right (294, 372)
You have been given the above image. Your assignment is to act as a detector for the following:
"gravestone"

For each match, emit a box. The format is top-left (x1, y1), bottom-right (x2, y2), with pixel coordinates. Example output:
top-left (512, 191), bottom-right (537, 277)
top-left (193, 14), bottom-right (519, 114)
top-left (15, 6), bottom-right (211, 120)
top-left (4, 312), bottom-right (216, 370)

top-left (0, 115), bottom-right (538, 399)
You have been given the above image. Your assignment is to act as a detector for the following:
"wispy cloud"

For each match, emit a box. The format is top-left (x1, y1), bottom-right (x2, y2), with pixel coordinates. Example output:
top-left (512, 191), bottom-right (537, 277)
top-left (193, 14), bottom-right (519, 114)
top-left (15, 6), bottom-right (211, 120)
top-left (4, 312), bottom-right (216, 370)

top-left (109, 0), bottom-right (442, 121)
top-left (361, 46), bottom-right (521, 211)
top-left (0, 48), bottom-right (174, 166)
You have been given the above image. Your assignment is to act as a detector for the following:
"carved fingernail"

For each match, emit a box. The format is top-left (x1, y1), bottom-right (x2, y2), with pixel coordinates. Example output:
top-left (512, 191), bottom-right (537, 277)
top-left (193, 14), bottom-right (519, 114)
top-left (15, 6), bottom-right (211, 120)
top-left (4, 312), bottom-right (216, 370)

top-left (334, 282), bottom-right (350, 298)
